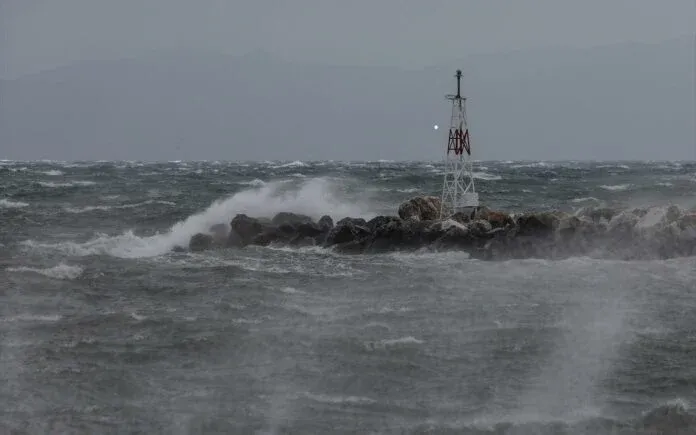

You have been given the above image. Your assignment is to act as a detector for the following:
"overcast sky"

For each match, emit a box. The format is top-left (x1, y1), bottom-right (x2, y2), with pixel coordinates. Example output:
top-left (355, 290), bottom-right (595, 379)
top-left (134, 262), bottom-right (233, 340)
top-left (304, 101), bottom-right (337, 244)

top-left (0, 1), bottom-right (694, 161)
top-left (2, 0), bottom-right (695, 77)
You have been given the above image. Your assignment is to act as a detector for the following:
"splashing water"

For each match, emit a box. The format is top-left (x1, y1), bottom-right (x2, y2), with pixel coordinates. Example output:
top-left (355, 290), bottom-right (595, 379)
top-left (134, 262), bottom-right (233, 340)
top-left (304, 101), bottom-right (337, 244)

top-left (21, 178), bottom-right (373, 259)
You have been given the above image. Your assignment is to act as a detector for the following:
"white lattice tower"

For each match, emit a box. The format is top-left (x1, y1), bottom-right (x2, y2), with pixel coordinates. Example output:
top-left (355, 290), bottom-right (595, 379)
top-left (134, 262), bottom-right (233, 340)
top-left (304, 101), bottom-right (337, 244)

top-left (440, 69), bottom-right (479, 219)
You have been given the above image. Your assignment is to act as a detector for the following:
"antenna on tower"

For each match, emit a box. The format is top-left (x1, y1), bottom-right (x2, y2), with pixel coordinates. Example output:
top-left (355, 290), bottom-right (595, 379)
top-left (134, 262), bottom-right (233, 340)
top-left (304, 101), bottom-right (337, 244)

top-left (440, 69), bottom-right (479, 219)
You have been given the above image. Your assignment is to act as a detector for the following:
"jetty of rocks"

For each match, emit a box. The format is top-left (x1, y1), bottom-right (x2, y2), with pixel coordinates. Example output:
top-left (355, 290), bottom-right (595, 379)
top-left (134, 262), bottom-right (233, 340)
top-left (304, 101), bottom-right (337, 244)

top-left (184, 196), bottom-right (696, 261)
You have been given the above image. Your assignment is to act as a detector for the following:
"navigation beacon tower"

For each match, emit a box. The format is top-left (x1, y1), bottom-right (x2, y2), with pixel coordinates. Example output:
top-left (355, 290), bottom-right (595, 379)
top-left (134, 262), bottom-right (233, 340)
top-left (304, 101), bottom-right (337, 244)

top-left (440, 69), bottom-right (479, 219)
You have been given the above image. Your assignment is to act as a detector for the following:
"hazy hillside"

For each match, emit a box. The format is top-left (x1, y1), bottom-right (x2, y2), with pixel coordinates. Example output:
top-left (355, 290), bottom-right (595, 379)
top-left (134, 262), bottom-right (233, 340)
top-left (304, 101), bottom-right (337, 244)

top-left (0, 37), bottom-right (693, 161)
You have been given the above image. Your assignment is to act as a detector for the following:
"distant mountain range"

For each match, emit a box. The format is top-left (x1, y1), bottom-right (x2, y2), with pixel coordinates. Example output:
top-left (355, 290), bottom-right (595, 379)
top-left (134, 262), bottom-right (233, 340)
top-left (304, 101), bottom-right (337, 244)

top-left (1, 37), bottom-right (693, 161)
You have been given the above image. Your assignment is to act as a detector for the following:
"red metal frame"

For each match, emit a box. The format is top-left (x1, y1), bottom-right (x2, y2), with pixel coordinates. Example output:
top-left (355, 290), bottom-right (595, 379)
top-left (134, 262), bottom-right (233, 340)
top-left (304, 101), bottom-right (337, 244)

top-left (447, 128), bottom-right (470, 156)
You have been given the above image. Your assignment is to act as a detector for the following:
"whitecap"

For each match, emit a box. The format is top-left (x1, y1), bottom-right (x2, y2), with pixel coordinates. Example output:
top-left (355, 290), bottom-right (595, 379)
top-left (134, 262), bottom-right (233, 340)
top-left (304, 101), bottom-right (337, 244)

top-left (64, 200), bottom-right (175, 213)
top-left (0, 199), bottom-right (29, 208)
top-left (38, 181), bottom-right (96, 188)
top-left (600, 184), bottom-right (631, 191)
top-left (572, 197), bottom-right (600, 203)
top-left (279, 287), bottom-right (304, 294)
top-left (7, 263), bottom-right (83, 280)
top-left (302, 393), bottom-right (376, 405)
top-left (273, 160), bottom-right (306, 169)
top-left (473, 172), bottom-right (502, 181)
top-left (364, 336), bottom-right (424, 351)
top-left (40, 170), bottom-right (64, 176)
top-left (1, 314), bottom-right (62, 323)
top-left (239, 179), bottom-right (266, 187)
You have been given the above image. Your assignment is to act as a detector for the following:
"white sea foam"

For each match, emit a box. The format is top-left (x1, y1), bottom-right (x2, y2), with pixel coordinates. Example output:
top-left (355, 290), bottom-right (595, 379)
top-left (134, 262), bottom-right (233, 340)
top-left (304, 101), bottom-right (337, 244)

top-left (1, 314), bottom-right (63, 323)
top-left (600, 184), bottom-right (631, 191)
top-left (272, 160), bottom-right (306, 169)
top-left (302, 393), bottom-right (376, 406)
top-left (571, 197), bottom-right (600, 203)
top-left (38, 180), bottom-right (96, 188)
top-left (64, 200), bottom-right (175, 213)
top-left (510, 161), bottom-right (550, 169)
top-left (0, 199), bottom-right (29, 208)
top-left (7, 263), bottom-right (83, 280)
top-left (473, 172), bottom-right (502, 180)
top-left (239, 178), bottom-right (266, 187)
top-left (364, 336), bottom-right (424, 350)
top-left (21, 177), bottom-right (373, 258)
top-left (40, 170), bottom-right (64, 176)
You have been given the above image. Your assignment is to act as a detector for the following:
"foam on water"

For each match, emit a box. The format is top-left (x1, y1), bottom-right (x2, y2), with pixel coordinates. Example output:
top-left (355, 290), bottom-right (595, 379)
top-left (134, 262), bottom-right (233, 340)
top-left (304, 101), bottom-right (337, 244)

top-left (0, 199), bottom-right (29, 208)
top-left (7, 264), bottom-right (84, 280)
top-left (64, 200), bottom-right (176, 213)
top-left (600, 184), bottom-right (632, 191)
top-left (37, 181), bottom-right (97, 188)
top-left (472, 171), bottom-right (502, 180)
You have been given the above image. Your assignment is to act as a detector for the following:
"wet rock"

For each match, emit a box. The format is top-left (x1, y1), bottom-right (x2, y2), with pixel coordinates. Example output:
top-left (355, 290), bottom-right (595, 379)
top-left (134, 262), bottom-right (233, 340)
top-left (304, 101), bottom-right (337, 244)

top-left (432, 224), bottom-right (472, 250)
top-left (318, 215), bottom-right (334, 231)
top-left (366, 215), bottom-right (401, 231)
top-left (450, 211), bottom-right (473, 225)
top-left (271, 212), bottom-right (314, 226)
top-left (189, 233), bottom-right (214, 252)
top-left (477, 209), bottom-right (514, 229)
top-left (216, 203), bottom-right (696, 262)
top-left (365, 217), bottom-right (428, 253)
top-left (296, 222), bottom-right (324, 238)
top-left (324, 221), bottom-right (371, 246)
top-left (398, 196), bottom-right (442, 221)
top-left (469, 220), bottom-right (493, 238)
top-left (230, 214), bottom-right (269, 246)
top-left (336, 217), bottom-right (367, 227)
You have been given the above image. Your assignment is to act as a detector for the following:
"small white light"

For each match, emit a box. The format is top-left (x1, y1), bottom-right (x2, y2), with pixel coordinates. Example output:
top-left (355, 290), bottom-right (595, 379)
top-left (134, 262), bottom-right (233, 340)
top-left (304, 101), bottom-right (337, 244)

top-left (433, 125), bottom-right (439, 130)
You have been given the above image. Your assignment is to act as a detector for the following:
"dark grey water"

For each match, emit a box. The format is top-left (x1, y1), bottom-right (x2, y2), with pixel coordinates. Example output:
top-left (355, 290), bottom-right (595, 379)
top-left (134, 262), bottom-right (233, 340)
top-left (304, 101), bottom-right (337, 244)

top-left (2, 160), bottom-right (696, 434)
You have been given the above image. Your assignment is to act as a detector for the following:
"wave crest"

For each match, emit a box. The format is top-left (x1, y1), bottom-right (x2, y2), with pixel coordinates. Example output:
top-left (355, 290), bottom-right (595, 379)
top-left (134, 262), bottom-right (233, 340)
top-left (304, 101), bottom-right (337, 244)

top-left (21, 178), bottom-right (372, 258)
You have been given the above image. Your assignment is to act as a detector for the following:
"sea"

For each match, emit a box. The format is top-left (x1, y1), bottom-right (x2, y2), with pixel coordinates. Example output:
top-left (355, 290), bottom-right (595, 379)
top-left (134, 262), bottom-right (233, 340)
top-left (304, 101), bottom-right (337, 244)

top-left (1, 159), bottom-right (696, 434)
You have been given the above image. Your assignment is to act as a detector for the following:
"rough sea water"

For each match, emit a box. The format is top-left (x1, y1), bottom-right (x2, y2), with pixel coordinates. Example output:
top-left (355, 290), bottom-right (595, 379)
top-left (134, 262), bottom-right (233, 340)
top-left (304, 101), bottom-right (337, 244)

top-left (2, 159), bottom-right (696, 434)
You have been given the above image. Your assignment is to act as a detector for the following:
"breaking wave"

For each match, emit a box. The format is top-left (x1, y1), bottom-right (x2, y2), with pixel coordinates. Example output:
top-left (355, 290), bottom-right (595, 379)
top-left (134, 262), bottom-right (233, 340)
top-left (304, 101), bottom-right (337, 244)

top-left (21, 178), bottom-right (372, 258)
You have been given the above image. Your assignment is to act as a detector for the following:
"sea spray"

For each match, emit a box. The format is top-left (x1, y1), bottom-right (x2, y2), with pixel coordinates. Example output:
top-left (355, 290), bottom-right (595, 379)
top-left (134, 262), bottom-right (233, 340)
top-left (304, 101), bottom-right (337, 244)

top-left (20, 177), bottom-right (374, 258)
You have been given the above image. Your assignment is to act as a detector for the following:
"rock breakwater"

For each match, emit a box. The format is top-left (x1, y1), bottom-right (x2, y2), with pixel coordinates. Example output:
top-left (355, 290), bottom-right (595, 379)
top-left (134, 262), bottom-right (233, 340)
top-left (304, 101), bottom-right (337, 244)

top-left (184, 196), bottom-right (696, 261)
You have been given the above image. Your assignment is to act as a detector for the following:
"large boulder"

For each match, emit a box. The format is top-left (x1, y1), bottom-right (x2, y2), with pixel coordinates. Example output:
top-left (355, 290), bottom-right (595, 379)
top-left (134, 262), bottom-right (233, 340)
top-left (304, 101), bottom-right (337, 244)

top-left (432, 224), bottom-right (473, 251)
top-left (318, 215), bottom-right (334, 231)
top-left (189, 233), bottom-right (214, 252)
top-left (398, 196), bottom-right (442, 221)
top-left (271, 212), bottom-right (314, 226)
top-left (364, 217), bottom-right (428, 253)
top-left (477, 209), bottom-right (515, 229)
top-left (230, 214), bottom-right (270, 246)
top-left (324, 220), bottom-right (372, 246)
top-left (336, 217), bottom-right (368, 227)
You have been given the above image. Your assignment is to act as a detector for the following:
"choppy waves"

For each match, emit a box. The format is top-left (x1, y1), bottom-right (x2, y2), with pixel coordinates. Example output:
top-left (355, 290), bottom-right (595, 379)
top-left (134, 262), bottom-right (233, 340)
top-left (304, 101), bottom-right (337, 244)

top-left (2, 160), bottom-right (696, 432)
